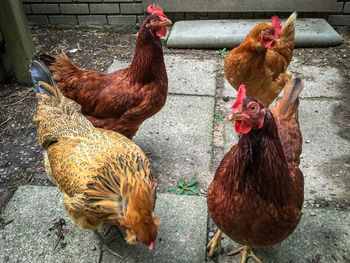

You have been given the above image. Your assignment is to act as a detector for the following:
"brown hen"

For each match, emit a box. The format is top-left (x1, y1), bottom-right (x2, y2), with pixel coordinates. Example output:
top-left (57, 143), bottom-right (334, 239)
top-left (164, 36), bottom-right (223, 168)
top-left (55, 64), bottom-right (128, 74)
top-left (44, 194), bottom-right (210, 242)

top-left (39, 4), bottom-right (171, 139)
top-left (224, 12), bottom-right (296, 107)
top-left (207, 79), bottom-right (304, 262)
top-left (30, 57), bottom-right (161, 256)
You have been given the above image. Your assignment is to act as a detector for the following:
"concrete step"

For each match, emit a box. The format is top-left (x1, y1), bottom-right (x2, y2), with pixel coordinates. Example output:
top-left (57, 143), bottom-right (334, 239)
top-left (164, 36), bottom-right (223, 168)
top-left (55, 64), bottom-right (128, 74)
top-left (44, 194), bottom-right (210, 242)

top-left (217, 209), bottom-right (350, 263)
top-left (0, 185), bottom-right (207, 263)
top-left (167, 18), bottom-right (342, 49)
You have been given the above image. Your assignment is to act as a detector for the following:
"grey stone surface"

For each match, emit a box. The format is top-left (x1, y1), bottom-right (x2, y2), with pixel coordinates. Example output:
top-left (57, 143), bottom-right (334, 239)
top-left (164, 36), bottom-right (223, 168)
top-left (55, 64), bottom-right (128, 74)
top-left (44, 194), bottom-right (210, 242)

top-left (137, 15), bottom-right (147, 23)
top-left (120, 3), bottom-right (143, 14)
top-left (23, 4), bottom-right (32, 14)
top-left (0, 185), bottom-right (207, 263)
top-left (345, 3), bottom-right (350, 14)
top-left (74, 0), bottom-right (102, 2)
top-left (90, 4), bottom-right (120, 14)
top-left (337, 2), bottom-right (345, 12)
top-left (328, 15), bottom-right (350, 26)
top-left (31, 3), bottom-right (59, 14)
top-left (107, 15), bottom-right (137, 25)
top-left (49, 15), bottom-right (78, 25)
top-left (222, 98), bottom-right (350, 204)
top-left (0, 185), bottom-right (100, 263)
top-left (216, 209), bottom-right (350, 263)
top-left (44, 0), bottom-right (73, 2)
top-left (167, 18), bottom-right (343, 49)
top-left (133, 95), bottom-right (214, 191)
top-left (103, 194), bottom-right (208, 262)
top-left (104, 0), bottom-right (133, 2)
top-left (23, 0), bottom-right (43, 3)
top-left (27, 14), bottom-right (49, 25)
top-left (142, 0), bottom-right (339, 12)
top-left (78, 15), bottom-right (107, 26)
top-left (60, 4), bottom-right (89, 14)
top-left (108, 54), bottom-right (217, 96)
top-left (165, 55), bottom-right (217, 95)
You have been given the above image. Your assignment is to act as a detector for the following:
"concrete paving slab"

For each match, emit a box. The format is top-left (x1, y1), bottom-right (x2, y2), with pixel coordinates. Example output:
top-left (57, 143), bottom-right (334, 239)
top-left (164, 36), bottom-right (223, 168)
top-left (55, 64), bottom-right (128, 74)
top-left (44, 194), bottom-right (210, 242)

top-left (0, 185), bottom-right (208, 263)
top-left (217, 209), bottom-right (350, 263)
top-left (222, 59), bottom-right (345, 99)
top-left (0, 185), bottom-right (100, 263)
top-left (167, 19), bottom-right (342, 49)
top-left (108, 54), bottom-right (217, 96)
top-left (164, 55), bottom-right (217, 96)
top-left (133, 94), bottom-right (215, 191)
top-left (222, 99), bottom-right (350, 203)
top-left (102, 194), bottom-right (207, 263)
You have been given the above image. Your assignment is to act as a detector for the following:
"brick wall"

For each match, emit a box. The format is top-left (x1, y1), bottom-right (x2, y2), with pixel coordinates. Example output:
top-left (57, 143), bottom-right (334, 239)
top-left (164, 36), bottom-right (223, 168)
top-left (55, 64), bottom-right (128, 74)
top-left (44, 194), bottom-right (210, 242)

top-left (328, 0), bottom-right (350, 26)
top-left (23, 0), bottom-right (350, 30)
top-left (23, 0), bottom-right (146, 31)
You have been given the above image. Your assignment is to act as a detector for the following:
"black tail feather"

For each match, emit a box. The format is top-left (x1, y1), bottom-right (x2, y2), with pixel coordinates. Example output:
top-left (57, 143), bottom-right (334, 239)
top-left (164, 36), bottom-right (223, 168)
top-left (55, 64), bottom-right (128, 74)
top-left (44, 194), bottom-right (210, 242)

top-left (39, 54), bottom-right (56, 67)
top-left (30, 56), bottom-right (55, 96)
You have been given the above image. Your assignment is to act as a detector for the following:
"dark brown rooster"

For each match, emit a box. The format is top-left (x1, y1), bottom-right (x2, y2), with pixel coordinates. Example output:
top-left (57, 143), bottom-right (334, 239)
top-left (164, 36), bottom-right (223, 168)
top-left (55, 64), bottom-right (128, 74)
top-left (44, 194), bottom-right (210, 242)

top-left (207, 79), bottom-right (304, 262)
top-left (39, 4), bottom-right (171, 139)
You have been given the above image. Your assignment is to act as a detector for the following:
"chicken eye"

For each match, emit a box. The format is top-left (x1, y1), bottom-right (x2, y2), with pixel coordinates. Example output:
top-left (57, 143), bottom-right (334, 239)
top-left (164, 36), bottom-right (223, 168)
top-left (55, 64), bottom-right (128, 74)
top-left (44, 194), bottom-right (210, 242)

top-left (249, 104), bottom-right (257, 112)
top-left (152, 19), bottom-right (157, 23)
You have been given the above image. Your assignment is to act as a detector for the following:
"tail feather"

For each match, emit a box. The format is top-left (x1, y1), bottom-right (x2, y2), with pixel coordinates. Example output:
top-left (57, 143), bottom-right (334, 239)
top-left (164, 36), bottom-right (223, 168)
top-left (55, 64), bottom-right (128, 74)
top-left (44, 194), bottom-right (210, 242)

top-left (39, 54), bottom-right (56, 67)
top-left (30, 57), bottom-right (62, 102)
top-left (30, 56), bottom-right (93, 149)
top-left (271, 78), bottom-right (303, 120)
top-left (280, 12), bottom-right (297, 41)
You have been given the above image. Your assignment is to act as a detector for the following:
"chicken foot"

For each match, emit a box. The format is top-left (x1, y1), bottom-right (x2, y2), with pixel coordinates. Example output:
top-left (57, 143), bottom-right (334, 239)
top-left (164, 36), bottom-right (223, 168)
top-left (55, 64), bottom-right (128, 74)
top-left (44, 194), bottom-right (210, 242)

top-left (227, 245), bottom-right (262, 263)
top-left (207, 229), bottom-right (223, 257)
top-left (93, 229), bottom-right (124, 259)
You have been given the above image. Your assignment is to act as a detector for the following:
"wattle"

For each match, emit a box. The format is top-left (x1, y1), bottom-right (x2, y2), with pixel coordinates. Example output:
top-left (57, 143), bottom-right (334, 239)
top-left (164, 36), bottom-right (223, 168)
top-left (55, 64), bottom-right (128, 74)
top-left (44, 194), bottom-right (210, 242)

top-left (156, 27), bottom-right (167, 38)
top-left (235, 121), bottom-right (252, 134)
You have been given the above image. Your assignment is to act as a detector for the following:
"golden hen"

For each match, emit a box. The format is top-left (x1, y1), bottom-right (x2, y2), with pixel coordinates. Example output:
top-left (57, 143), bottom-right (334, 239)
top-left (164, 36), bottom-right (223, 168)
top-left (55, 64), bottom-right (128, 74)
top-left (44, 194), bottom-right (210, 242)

top-left (30, 57), bottom-right (161, 256)
top-left (207, 79), bottom-right (304, 263)
top-left (39, 4), bottom-right (171, 139)
top-left (224, 12), bottom-right (297, 107)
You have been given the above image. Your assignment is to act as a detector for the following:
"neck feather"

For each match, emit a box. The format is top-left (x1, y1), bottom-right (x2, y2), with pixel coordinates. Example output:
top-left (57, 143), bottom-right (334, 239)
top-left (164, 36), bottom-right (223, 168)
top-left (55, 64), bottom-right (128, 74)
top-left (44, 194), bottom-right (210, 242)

top-left (127, 28), bottom-right (165, 84)
top-left (229, 111), bottom-right (293, 206)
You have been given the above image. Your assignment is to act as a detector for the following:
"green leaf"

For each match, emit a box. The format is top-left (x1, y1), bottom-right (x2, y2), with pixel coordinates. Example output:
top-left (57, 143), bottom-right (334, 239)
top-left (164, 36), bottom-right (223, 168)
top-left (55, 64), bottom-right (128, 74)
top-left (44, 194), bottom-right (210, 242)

top-left (187, 178), bottom-right (197, 187)
top-left (218, 48), bottom-right (227, 58)
top-left (177, 188), bottom-right (185, 195)
top-left (216, 71), bottom-right (224, 77)
top-left (190, 186), bottom-right (201, 195)
top-left (177, 178), bottom-right (185, 188)
top-left (215, 113), bottom-right (225, 121)
top-left (168, 187), bottom-right (178, 193)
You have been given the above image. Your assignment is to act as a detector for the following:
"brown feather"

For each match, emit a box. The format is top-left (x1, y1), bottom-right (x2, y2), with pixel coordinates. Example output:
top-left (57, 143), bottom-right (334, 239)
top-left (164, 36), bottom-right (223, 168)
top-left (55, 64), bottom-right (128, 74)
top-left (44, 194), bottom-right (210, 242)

top-left (224, 12), bottom-right (297, 107)
top-left (39, 15), bottom-right (169, 139)
top-left (207, 79), bottom-right (304, 248)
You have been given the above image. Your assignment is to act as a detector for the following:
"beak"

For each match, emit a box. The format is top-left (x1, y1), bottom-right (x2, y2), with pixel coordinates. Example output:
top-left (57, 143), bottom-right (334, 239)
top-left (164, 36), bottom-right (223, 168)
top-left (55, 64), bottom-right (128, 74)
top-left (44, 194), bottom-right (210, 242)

top-left (162, 19), bottom-right (172, 27)
top-left (227, 111), bottom-right (248, 122)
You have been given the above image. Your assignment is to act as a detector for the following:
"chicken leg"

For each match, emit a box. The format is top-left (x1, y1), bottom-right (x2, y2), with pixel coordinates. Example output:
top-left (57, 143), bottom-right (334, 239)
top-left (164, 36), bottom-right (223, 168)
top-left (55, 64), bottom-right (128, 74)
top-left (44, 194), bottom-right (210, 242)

top-left (227, 245), bottom-right (262, 263)
top-left (207, 229), bottom-right (223, 256)
top-left (94, 228), bottom-right (124, 259)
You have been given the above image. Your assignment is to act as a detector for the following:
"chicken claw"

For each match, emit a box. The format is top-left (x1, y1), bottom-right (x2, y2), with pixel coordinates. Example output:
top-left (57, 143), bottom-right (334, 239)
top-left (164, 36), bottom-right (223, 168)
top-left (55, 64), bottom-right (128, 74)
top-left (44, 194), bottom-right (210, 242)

top-left (93, 229), bottom-right (124, 259)
top-left (207, 229), bottom-right (223, 257)
top-left (227, 246), bottom-right (262, 263)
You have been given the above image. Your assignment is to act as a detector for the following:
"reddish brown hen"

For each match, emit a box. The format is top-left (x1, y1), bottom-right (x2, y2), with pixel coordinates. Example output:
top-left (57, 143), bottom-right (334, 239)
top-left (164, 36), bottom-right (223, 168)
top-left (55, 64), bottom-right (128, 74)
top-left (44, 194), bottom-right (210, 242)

top-left (39, 4), bottom-right (171, 139)
top-left (207, 79), bottom-right (304, 263)
top-left (224, 12), bottom-right (296, 107)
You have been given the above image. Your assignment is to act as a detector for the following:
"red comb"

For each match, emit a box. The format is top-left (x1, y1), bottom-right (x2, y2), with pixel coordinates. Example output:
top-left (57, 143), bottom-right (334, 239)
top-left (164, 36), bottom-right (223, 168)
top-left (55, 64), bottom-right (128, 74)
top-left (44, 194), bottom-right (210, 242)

top-left (147, 3), bottom-right (167, 20)
top-left (232, 84), bottom-right (246, 110)
top-left (271, 16), bottom-right (282, 38)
